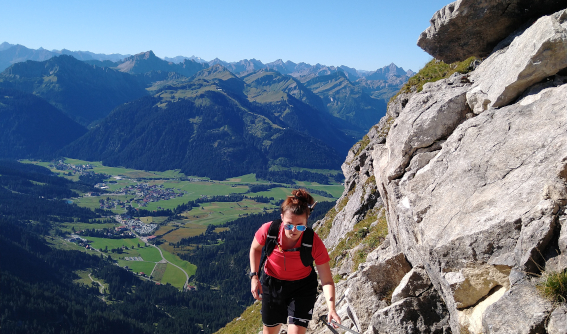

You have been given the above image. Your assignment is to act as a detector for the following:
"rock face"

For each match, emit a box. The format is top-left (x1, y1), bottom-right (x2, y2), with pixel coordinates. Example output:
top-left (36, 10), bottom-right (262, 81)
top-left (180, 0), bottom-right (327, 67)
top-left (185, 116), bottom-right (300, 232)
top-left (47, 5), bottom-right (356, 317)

top-left (548, 304), bottom-right (567, 334)
top-left (309, 4), bottom-right (567, 334)
top-left (312, 115), bottom-right (389, 277)
top-left (467, 9), bottom-right (567, 113)
top-left (373, 69), bottom-right (567, 333)
top-left (417, 0), bottom-right (567, 63)
top-left (368, 288), bottom-right (451, 334)
top-left (482, 279), bottom-right (553, 334)
top-left (391, 267), bottom-right (432, 304)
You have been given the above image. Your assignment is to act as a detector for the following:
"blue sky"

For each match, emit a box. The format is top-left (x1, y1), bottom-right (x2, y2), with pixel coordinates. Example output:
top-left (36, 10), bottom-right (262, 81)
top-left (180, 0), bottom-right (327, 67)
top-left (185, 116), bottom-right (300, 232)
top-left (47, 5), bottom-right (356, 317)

top-left (1, 0), bottom-right (451, 72)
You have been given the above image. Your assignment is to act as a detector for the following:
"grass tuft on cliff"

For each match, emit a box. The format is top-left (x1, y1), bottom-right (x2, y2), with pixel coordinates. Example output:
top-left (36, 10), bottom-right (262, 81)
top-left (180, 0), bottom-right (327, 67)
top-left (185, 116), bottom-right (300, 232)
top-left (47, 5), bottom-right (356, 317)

top-left (329, 206), bottom-right (388, 271)
top-left (537, 269), bottom-right (567, 303)
top-left (389, 56), bottom-right (477, 104)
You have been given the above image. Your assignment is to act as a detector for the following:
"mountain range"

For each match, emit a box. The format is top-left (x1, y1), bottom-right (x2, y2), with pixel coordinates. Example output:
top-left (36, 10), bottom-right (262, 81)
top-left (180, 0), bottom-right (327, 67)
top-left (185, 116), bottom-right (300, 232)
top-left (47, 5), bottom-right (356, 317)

top-left (0, 43), bottom-right (414, 179)
top-left (0, 42), bottom-right (414, 80)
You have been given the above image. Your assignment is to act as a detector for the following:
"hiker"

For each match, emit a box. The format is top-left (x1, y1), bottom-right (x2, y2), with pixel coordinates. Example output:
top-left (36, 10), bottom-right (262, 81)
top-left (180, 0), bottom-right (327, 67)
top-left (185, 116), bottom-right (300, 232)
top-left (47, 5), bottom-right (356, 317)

top-left (249, 189), bottom-right (340, 334)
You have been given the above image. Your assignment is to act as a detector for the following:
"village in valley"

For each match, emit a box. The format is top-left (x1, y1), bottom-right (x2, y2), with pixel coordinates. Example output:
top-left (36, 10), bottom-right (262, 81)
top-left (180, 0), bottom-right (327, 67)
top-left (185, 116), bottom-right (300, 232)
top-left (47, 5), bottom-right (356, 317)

top-left (32, 158), bottom-right (342, 290)
top-left (95, 183), bottom-right (187, 210)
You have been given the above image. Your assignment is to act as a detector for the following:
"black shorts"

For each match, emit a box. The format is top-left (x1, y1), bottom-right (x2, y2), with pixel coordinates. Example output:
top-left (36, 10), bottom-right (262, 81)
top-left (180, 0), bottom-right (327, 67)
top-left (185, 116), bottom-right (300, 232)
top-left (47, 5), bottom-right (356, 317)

top-left (261, 269), bottom-right (318, 328)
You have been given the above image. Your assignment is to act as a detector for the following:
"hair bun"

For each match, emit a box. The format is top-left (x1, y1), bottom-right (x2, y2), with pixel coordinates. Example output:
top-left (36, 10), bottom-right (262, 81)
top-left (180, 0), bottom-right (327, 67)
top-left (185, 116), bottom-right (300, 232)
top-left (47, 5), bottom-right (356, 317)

top-left (292, 189), bottom-right (309, 201)
top-left (281, 188), bottom-right (315, 216)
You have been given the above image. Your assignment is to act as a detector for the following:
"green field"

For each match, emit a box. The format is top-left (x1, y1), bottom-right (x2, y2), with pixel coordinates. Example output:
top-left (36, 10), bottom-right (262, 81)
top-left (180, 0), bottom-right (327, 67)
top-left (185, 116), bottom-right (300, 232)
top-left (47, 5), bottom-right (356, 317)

top-left (65, 158), bottom-right (186, 179)
top-left (86, 236), bottom-right (141, 250)
top-left (161, 264), bottom-right (187, 289)
top-left (182, 200), bottom-right (274, 226)
top-left (21, 159), bottom-right (191, 181)
top-left (247, 186), bottom-right (339, 202)
top-left (162, 248), bottom-right (197, 277)
top-left (225, 174), bottom-right (257, 183)
top-left (136, 246), bottom-right (163, 262)
top-left (152, 263), bottom-right (168, 280)
top-left (73, 270), bottom-right (93, 286)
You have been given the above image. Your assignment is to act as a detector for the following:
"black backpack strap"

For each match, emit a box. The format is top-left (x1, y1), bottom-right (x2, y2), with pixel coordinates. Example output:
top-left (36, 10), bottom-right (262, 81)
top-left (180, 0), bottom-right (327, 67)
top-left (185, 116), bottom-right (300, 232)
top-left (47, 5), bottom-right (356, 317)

top-left (299, 227), bottom-right (314, 267)
top-left (258, 219), bottom-right (281, 282)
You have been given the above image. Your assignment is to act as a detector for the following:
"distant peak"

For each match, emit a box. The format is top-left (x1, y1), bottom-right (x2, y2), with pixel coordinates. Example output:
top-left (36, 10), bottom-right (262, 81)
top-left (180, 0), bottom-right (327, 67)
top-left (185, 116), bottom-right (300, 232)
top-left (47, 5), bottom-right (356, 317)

top-left (130, 50), bottom-right (157, 60)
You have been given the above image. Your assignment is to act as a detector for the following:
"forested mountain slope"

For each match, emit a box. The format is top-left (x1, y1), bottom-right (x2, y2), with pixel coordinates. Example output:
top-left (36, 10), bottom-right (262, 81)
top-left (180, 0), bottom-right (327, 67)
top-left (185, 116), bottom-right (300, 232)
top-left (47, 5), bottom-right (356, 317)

top-left (0, 55), bottom-right (148, 126)
top-left (0, 88), bottom-right (87, 159)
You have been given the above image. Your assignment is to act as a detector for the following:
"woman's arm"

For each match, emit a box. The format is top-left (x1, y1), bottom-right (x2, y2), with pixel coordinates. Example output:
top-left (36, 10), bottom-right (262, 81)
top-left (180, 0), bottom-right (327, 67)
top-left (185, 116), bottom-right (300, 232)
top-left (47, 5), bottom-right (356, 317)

top-left (316, 261), bottom-right (341, 326)
top-left (249, 237), bottom-right (263, 300)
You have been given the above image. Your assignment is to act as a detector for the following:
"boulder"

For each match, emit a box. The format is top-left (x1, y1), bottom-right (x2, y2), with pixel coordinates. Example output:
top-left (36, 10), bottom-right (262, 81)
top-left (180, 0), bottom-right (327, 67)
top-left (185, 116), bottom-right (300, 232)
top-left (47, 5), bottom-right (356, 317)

top-left (368, 288), bottom-right (451, 334)
top-left (482, 280), bottom-right (553, 334)
top-left (391, 267), bottom-right (432, 303)
top-left (467, 9), bottom-right (567, 114)
top-left (444, 264), bottom-right (510, 309)
top-left (344, 252), bottom-right (412, 332)
top-left (458, 286), bottom-right (507, 334)
top-left (382, 73), bottom-right (471, 181)
top-left (417, 0), bottom-right (567, 63)
top-left (547, 304), bottom-right (567, 334)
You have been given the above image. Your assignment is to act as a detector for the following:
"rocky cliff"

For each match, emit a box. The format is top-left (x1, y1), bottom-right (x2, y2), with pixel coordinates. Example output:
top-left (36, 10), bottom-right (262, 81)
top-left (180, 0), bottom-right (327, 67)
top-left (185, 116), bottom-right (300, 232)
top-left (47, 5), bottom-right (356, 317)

top-left (309, 2), bottom-right (567, 334)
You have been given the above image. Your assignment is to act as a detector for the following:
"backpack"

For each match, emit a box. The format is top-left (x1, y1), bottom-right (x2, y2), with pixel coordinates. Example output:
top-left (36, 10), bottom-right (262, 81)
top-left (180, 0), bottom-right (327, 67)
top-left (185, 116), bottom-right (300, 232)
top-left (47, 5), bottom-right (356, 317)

top-left (258, 219), bottom-right (314, 282)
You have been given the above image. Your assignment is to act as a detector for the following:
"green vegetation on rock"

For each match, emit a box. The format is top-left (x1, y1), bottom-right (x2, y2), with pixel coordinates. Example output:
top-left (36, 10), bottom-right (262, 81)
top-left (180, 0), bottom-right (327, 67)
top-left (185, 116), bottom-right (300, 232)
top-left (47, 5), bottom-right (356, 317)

top-left (390, 57), bottom-right (477, 103)
top-left (329, 206), bottom-right (388, 270)
top-left (214, 301), bottom-right (262, 334)
top-left (538, 269), bottom-right (567, 303)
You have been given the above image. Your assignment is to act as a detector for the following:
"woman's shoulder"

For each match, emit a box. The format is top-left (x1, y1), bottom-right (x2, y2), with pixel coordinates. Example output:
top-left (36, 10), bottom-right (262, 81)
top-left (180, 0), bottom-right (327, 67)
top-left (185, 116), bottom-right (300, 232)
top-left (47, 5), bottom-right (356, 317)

top-left (257, 221), bottom-right (274, 234)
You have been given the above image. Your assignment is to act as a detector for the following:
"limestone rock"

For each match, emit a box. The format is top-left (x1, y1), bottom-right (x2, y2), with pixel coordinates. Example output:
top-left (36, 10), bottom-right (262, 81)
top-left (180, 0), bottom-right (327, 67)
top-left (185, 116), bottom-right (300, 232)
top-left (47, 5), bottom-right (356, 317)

top-left (444, 265), bottom-right (511, 309)
top-left (459, 286), bottom-right (507, 334)
top-left (383, 73), bottom-right (471, 181)
top-left (559, 215), bottom-right (567, 253)
top-left (417, 0), bottom-right (567, 63)
top-left (315, 118), bottom-right (387, 251)
top-left (369, 288), bottom-right (451, 334)
top-left (467, 9), bottom-right (567, 113)
top-left (344, 252), bottom-right (412, 332)
top-left (311, 5), bottom-right (567, 334)
top-left (310, 280), bottom-right (353, 334)
top-left (388, 92), bottom-right (414, 118)
top-left (482, 280), bottom-right (553, 334)
top-left (391, 267), bottom-right (432, 304)
top-left (373, 78), bottom-right (567, 332)
top-left (548, 304), bottom-right (567, 334)
top-left (545, 254), bottom-right (567, 273)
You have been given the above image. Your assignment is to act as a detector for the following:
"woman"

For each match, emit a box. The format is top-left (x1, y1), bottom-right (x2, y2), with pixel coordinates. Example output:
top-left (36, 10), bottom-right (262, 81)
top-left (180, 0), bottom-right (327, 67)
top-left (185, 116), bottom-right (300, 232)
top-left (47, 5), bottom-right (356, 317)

top-left (249, 189), bottom-right (341, 334)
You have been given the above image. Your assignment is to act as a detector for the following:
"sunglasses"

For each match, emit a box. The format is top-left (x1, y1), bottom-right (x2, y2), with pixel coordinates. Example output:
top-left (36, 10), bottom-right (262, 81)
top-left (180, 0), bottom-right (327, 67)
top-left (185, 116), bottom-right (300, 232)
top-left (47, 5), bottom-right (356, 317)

top-left (283, 224), bottom-right (307, 232)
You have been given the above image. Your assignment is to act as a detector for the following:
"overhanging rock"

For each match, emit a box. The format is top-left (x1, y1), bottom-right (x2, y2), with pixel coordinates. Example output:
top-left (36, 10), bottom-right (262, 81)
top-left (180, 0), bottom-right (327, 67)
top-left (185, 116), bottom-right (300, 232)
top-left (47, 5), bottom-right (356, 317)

top-left (467, 9), bottom-right (567, 114)
top-left (417, 0), bottom-right (567, 63)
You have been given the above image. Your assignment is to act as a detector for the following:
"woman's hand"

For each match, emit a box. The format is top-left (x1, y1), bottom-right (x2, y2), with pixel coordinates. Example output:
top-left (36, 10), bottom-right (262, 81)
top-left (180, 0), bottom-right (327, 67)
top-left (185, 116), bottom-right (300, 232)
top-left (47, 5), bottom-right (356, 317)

top-left (251, 276), bottom-right (262, 300)
top-left (327, 309), bottom-right (341, 328)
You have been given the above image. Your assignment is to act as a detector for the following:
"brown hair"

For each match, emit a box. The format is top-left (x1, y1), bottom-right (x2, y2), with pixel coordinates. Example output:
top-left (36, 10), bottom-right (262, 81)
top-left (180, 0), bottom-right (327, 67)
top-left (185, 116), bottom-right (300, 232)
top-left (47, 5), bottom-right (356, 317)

top-left (280, 189), bottom-right (316, 216)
